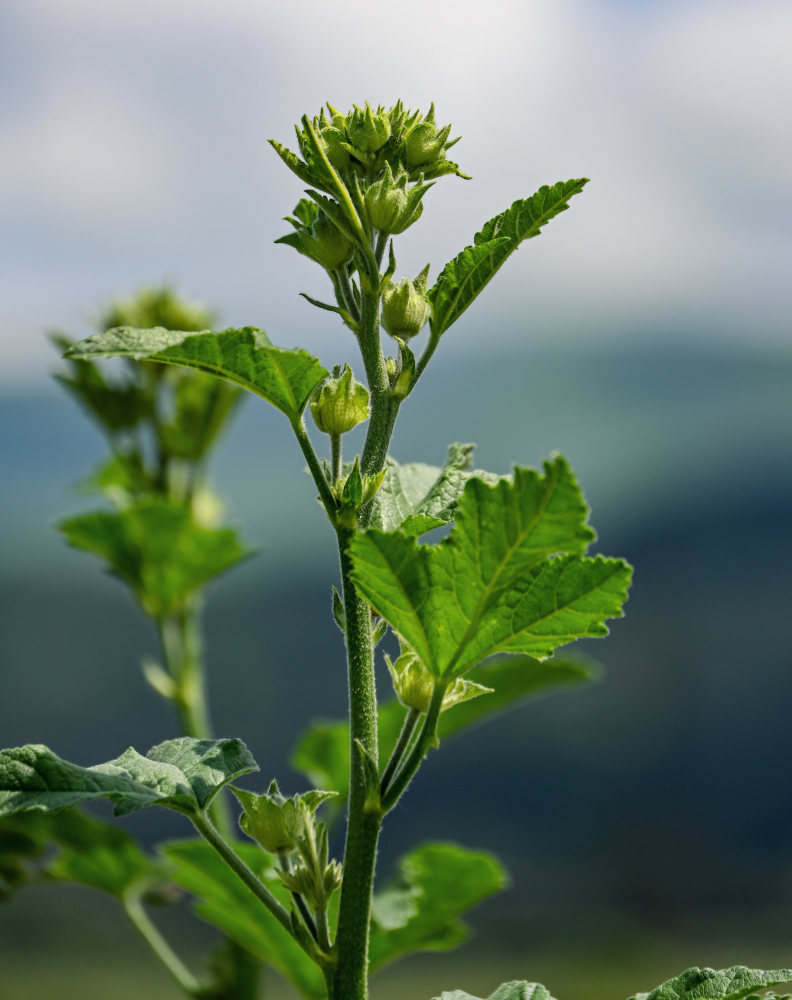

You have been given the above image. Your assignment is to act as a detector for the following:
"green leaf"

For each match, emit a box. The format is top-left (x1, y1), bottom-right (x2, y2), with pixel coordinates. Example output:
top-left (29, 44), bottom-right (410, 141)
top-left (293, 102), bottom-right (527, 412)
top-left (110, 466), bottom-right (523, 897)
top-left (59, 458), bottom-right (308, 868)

top-left (78, 451), bottom-right (153, 501)
top-left (58, 499), bottom-right (250, 616)
top-left (0, 738), bottom-right (257, 819)
top-left (164, 839), bottom-right (326, 999)
top-left (428, 178), bottom-right (588, 338)
top-left (435, 983), bottom-right (555, 1000)
top-left (352, 456), bottom-right (629, 678)
top-left (0, 808), bottom-right (152, 897)
top-left (64, 326), bottom-right (328, 423)
top-left (370, 443), bottom-right (501, 534)
top-left (160, 373), bottom-right (242, 461)
top-left (628, 967), bottom-right (792, 1000)
top-left (369, 842), bottom-right (507, 970)
top-left (290, 652), bottom-right (593, 803)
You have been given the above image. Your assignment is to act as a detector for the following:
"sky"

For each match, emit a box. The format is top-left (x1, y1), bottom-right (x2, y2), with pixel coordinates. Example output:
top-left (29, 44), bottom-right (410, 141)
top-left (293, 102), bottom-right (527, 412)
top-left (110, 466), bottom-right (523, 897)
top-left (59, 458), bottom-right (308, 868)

top-left (1, 0), bottom-right (790, 386)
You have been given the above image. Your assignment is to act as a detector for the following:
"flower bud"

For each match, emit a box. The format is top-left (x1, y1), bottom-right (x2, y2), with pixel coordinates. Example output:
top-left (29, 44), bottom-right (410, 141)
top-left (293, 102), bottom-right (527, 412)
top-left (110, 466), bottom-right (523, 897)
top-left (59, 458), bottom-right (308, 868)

top-left (348, 103), bottom-right (391, 154)
top-left (364, 164), bottom-right (429, 235)
top-left (405, 111), bottom-right (452, 168)
top-left (298, 213), bottom-right (354, 271)
top-left (319, 127), bottom-right (350, 171)
top-left (381, 264), bottom-right (431, 340)
top-left (310, 365), bottom-right (369, 435)
top-left (387, 649), bottom-right (493, 714)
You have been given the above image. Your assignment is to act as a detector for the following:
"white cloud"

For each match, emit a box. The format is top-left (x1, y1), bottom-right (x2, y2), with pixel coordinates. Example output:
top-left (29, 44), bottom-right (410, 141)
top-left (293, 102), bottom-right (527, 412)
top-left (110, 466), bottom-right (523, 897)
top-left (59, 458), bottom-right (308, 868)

top-left (1, 0), bottom-right (790, 384)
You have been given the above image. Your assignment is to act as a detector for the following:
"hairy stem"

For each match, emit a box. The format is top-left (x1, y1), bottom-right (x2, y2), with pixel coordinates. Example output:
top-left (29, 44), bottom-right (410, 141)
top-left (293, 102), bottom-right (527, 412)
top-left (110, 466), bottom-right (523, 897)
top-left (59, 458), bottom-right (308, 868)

top-left (331, 433), bottom-right (342, 484)
top-left (382, 681), bottom-right (447, 813)
top-left (123, 890), bottom-right (202, 996)
top-left (379, 707), bottom-right (420, 796)
top-left (292, 417), bottom-right (338, 520)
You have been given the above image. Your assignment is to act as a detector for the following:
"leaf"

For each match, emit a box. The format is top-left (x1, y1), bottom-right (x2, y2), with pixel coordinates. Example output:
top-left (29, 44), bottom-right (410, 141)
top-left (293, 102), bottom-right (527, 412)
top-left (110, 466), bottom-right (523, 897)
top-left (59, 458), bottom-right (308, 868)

top-left (428, 178), bottom-right (588, 338)
top-left (164, 839), bottom-right (326, 999)
top-left (370, 443), bottom-right (501, 534)
top-left (369, 841), bottom-right (507, 971)
top-left (64, 326), bottom-right (328, 423)
top-left (0, 808), bottom-right (152, 897)
top-left (628, 967), bottom-right (792, 1000)
top-left (58, 499), bottom-right (250, 616)
top-left (435, 983), bottom-right (555, 1000)
top-left (0, 738), bottom-right (257, 819)
top-left (160, 373), bottom-right (242, 461)
top-left (291, 653), bottom-right (594, 802)
top-left (352, 456), bottom-right (629, 678)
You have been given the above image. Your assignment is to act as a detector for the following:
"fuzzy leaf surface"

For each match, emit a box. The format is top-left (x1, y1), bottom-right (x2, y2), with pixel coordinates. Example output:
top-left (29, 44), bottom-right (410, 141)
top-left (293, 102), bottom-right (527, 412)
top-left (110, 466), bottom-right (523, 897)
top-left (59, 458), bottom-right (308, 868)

top-left (435, 983), bottom-right (555, 1000)
top-left (428, 179), bottom-right (588, 337)
top-left (628, 967), bottom-right (792, 1000)
top-left (59, 499), bottom-right (250, 616)
top-left (290, 654), bottom-right (593, 803)
top-left (165, 839), bottom-right (326, 999)
top-left (371, 443), bottom-right (501, 534)
top-left (64, 326), bottom-right (327, 422)
top-left (0, 739), bottom-right (257, 818)
top-left (352, 457), bottom-right (629, 678)
top-left (369, 842), bottom-right (507, 970)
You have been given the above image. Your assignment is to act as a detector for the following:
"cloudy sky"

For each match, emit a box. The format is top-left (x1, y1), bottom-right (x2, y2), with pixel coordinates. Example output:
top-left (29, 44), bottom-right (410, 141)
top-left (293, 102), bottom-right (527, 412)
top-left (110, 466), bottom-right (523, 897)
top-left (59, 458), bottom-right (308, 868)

top-left (1, 0), bottom-right (790, 386)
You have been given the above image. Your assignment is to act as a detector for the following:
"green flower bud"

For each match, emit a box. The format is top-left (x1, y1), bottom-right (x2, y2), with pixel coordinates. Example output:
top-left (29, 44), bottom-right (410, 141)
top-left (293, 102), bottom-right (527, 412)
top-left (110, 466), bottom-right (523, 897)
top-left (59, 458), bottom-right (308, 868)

top-left (348, 102), bottom-right (391, 153)
top-left (381, 264), bottom-right (431, 340)
top-left (405, 111), bottom-right (452, 168)
top-left (319, 127), bottom-right (350, 171)
top-left (298, 213), bottom-right (354, 271)
top-left (364, 164), bottom-right (428, 235)
top-left (386, 650), bottom-right (493, 714)
top-left (311, 365), bottom-right (369, 435)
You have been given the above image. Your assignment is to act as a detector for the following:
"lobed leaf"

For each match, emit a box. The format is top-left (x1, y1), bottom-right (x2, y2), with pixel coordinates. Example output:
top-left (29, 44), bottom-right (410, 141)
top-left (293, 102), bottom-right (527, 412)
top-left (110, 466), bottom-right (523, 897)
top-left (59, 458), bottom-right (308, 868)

top-left (64, 326), bottom-right (327, 423)
top-left (0, 738), bottom-right (257, 819)
top-left (628, 967), bottom-right (792, 1000)
top-left (352, 456), bottom-right (629, 678)
top-left (428, 178), bottom-right (588, 338)
top-left (58, 499), bottom-right (250, 617)
top-left (370, 443), bottom-right (501, 535)
top-left (435, 983), bottom-right (556, 1000)
top-left (369, 841), bottom-right (507, 971)
top-left (164, 839), bottom-right (326, 999)
top-left (291, 654), bottom-right (594, 801)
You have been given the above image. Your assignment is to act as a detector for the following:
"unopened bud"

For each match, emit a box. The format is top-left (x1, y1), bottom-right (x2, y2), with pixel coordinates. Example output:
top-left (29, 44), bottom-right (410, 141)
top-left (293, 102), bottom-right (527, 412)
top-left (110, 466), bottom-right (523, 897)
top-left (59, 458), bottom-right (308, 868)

top-left (348, 102), bottom-right (391, 154)
top-left (364, 164), bottom-right (428, 235)
top-left (311, 365), bottom-right (370, 435)
top-left (298, 213), bottom-right (354, 271)
top-left (381, 264), bottom-right (431, 340)
top-left (405, 108), bottom-right (452, 168)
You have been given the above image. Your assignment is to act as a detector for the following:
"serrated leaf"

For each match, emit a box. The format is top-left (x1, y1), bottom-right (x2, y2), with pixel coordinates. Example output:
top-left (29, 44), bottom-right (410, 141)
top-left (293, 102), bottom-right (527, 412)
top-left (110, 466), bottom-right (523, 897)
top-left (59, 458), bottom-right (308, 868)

top-left (0, 738), bottom-right (257, 819)
top-left (428, 178), bottom-right (588, 338)
top-left (0, 808), bottom-right (151, 897)
top-left (352, 456), bottom-right (628, 678)
top-left (290, 653), bottom-right (592, 803)
top-left (164, 839), bottom-right (326, 999)
top-left (370, 443), bottom-right (500, 534)
top-left (435, 983), bottom-right (555, 1000)
top-left (58, 499), bottom-right (250, 616)
top-left (369, 842), bottom-right (507, 970)
top-left (628, 967), bottom-right (792, 1000)
top-left (64, 326), bottom-right (328, 423)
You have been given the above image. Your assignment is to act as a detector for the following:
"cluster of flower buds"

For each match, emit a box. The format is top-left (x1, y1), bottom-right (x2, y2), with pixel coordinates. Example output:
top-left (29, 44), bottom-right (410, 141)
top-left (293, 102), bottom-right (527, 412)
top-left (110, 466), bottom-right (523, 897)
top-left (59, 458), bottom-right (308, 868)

top-left (276, 199), bottom-right (354, 272)
top-left (232, 781), bottom-right (342, 913)
top-left (310, 365), bottom-right (369, 436)
top-left (386, 647), bottom-right (492, 715)
top-left (381, 264), bottom-right (431, 340)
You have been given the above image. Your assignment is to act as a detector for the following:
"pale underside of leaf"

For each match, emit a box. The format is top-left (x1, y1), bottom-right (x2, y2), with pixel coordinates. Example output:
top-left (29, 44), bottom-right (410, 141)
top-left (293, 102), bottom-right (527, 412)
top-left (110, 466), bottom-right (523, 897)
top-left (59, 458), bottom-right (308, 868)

top-left (628, 967), bottom-right (792, 1000)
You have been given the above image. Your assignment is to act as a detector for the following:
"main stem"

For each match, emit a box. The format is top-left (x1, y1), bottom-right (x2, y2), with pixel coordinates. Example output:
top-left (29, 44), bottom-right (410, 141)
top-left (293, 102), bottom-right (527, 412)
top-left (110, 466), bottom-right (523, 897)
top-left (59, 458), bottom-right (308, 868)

top-left (330, 277), bottom-right (395, 1000)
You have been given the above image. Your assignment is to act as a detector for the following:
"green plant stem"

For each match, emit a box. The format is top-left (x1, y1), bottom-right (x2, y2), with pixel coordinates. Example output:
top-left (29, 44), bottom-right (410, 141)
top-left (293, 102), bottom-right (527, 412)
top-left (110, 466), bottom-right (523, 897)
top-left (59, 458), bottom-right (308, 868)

top-left (123, 890), bottom-right (202, 996)
top-left (382, 681), bottom-right (447, 813)
top-left (379, 707), bottom-right (420, 796)
top-left (331, 434), bottom-right (342, 484)
top-left (411, 328), bottom-right (441, 393)
top-left (279, 850), bottom-right (319, 943)
top-left (192, 813), bottom-right (323, 963)
top-left (292, 417), bottom-right (338, 520)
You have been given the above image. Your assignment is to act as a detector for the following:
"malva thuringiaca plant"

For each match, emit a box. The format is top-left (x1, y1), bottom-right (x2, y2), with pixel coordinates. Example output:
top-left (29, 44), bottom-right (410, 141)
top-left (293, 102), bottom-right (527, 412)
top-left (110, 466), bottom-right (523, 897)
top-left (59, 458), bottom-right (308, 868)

top-left (1, 102), bottom-right (789, 1000)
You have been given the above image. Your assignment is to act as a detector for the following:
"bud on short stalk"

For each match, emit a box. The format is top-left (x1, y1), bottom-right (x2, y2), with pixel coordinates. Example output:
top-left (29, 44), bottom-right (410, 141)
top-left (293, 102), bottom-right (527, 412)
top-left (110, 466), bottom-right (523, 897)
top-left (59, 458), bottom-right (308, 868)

top-left (381, 264), bottom-right (431, 340)
top-left (347, 102), bottom-right (391, 154)
top-left (386, 649), bottom-right (493, 714)
top-left (364, 164), bottom-right (431, 235)
top-left (310, 365), bottom-right (369, 436)
top-left (404, 105), bottom-right (453, 169)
